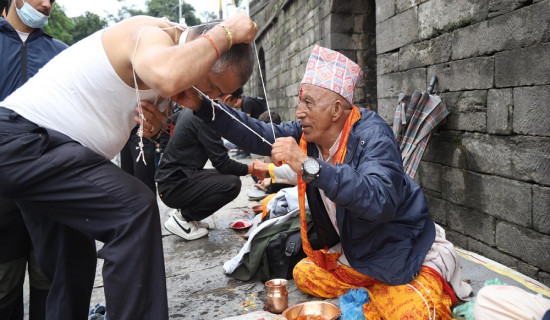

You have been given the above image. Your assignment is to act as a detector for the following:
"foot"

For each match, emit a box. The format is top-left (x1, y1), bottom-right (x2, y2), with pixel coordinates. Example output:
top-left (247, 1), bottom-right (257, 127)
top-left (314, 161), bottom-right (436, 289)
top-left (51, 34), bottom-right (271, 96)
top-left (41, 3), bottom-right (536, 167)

top-left (164, 215), bottom-right (208, 241)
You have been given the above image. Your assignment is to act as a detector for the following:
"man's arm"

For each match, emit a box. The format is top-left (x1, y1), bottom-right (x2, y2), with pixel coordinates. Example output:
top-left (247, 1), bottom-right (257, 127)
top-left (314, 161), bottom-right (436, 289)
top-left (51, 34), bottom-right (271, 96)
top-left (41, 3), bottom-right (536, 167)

top-left (120, 13), bottom-right (257, 98)
top-left (196, 122), bottom-right (249, 176)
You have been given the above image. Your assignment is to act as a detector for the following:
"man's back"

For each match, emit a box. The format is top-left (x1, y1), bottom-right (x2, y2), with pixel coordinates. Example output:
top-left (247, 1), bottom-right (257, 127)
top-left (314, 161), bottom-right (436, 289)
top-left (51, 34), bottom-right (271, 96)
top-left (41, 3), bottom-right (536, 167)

top-left (156, 108), bottom-right (248, 182)
top-left (242, 96), bottom-right (267, 119)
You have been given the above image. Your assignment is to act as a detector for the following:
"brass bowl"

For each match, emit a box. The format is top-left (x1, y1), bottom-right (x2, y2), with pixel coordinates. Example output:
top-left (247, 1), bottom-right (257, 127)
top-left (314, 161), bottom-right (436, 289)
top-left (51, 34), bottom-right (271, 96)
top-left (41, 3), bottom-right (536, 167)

top-left (282, 301), bottom-right (341, 320)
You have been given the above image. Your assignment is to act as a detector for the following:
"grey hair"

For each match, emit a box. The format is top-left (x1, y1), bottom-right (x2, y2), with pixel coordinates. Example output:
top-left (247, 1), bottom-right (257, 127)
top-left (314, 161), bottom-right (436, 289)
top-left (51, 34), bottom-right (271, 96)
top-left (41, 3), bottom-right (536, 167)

top-left (188, 20), bottom-right (255, 86)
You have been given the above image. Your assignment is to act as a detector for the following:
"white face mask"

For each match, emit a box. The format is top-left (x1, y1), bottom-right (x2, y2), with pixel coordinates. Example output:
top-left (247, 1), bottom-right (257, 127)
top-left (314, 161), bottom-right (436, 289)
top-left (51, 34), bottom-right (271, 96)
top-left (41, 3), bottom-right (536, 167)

top-left (16, 0), bottom-right (50, 29)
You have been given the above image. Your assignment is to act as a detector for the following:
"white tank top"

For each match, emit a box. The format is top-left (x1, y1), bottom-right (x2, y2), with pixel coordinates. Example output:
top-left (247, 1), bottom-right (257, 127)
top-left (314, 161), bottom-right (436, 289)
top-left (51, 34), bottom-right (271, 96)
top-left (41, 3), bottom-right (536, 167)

top-left (1, 30), bottom-right (163, 159)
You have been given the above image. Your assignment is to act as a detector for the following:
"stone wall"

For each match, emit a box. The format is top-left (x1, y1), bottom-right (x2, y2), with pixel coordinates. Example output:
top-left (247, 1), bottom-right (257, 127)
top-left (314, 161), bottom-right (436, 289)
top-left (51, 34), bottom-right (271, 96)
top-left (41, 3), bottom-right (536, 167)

top-left (376, 0), bottom-right (550, 285)
top-left (250, 0), bottom-right (550, 285)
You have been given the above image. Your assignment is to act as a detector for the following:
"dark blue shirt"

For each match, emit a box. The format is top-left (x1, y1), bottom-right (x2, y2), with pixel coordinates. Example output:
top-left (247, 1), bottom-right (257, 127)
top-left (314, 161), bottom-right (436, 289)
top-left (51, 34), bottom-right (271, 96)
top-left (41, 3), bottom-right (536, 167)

top-left (0, 18), bottom-right (68, 101)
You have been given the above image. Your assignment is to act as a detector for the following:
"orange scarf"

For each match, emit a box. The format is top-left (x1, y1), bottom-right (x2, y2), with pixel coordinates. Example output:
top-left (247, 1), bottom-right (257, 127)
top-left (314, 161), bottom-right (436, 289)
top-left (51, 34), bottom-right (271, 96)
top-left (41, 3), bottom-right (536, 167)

top-left (298, 106), bottom-right (361, 270)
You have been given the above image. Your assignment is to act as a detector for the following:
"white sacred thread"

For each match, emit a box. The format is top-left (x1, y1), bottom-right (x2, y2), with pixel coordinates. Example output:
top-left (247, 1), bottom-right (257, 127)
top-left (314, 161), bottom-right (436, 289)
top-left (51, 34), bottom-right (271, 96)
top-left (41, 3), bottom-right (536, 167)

top-left (131, 20), bottom-right (188, 164)
top-left (191, 31), bottom-right (277, 148)
top-left (253, 41), bottom-right (276, 142)
top-left (406, 280), bottom-right (436, 320)
top-left (132, 17), bottom-right (275, 161)
top-left (192, 86), bottom-right (273, 147)
top-left (414, 279), bottom-right (436, 319)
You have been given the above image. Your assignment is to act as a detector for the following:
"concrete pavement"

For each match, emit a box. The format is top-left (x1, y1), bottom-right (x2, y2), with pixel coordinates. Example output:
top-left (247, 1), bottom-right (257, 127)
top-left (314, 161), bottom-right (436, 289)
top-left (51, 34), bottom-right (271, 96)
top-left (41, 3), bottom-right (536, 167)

top-left (24, 155), bottom-right (550, 319)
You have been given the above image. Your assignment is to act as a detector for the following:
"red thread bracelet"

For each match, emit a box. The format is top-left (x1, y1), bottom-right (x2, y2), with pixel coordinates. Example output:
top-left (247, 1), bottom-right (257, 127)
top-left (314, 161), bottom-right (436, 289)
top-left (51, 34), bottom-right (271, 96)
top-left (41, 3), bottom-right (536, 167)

top-left (199, 34), bottom-right (221, 59)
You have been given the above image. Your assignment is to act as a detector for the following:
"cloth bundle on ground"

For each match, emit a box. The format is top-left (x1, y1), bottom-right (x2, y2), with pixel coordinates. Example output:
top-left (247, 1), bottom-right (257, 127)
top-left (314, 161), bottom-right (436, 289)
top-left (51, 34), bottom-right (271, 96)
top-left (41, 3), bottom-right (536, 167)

top-left (224, 187), bottom-right (316, 281)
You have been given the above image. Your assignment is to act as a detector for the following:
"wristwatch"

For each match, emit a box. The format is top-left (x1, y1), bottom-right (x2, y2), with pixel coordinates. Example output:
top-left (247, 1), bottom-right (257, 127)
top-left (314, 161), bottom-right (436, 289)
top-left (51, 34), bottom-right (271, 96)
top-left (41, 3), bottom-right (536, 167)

top-left (301, 157), bottom-right (321, 183)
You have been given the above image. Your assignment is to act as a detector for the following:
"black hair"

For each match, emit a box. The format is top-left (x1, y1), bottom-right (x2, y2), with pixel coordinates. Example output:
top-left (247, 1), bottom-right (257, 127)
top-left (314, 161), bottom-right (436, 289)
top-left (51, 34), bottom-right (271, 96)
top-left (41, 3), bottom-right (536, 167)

top-left (3, 0), bottom-right (11, 14)
top-left (258, 111), bottom-right (281, 124)
top-left (229, 87), bottom-right (243, 99)
top-left (188, 20), bottom-right (255, 87)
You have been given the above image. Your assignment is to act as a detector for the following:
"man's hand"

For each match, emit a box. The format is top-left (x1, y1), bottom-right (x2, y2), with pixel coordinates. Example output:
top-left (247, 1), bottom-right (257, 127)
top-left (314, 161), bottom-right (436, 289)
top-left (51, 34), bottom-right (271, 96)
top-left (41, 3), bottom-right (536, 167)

top-left (254, 179), bottom-right (270, 191)
top-left (134, 100), bottom-right (167, 138)
top-left (248, 160), bottom-right (267, 180)
top-left (223, 12), bottom-right (258, 44)
top-left (271, 137), bottom-right (308, 174)
top-left (172, 88), bottom-right (202, 112)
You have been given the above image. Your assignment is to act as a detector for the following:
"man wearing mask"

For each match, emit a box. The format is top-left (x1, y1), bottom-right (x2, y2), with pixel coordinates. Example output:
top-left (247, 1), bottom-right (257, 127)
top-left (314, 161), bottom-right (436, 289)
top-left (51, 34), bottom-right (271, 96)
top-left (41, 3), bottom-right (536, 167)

top-left (0, 1), bottom-right (67, 319)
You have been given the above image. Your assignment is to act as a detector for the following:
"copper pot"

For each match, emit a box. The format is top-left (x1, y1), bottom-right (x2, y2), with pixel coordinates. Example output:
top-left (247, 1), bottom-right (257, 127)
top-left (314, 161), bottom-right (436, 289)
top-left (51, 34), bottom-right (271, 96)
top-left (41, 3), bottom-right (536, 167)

top-left (265, 278), bottom-right (288, 314)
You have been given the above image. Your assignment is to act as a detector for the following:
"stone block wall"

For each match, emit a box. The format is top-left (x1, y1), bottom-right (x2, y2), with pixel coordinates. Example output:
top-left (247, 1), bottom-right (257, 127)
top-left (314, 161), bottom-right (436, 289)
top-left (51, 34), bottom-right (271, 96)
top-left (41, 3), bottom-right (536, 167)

top-left (377, 0), bottom-right (550, 285)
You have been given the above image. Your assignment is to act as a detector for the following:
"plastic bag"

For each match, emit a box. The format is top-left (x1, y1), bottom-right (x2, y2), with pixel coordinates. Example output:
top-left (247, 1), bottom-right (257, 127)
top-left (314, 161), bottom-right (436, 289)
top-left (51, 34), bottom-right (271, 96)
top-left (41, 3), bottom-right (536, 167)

top-left (451, 278), bottom-right (505, 320)
top-left (338, 288), bottom-right (370, 320)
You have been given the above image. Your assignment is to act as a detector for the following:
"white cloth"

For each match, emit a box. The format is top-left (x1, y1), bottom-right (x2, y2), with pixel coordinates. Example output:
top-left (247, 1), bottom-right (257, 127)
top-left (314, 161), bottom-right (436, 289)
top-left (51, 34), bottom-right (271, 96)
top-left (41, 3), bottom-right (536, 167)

top-left (315, 132), bottom-right (342, 235)
top-left (267, 186), bottom-right (307, 219)
top-left (271, 163), bottom-right (297, 184)
top-left (423, 223), bottom-right (473, 300)
top-left (1, 30), bottom-right (162, 159)
top-left (16, 30), bottom-right (30, 42)
top-left (474, 285), bottom-right (550, 320)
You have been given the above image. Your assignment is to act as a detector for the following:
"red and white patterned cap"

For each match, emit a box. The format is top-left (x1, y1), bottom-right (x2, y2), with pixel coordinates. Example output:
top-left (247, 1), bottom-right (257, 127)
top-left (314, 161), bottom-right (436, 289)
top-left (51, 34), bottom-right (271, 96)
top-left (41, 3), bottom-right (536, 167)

top-left (300, 45), bottom-right (363, 104)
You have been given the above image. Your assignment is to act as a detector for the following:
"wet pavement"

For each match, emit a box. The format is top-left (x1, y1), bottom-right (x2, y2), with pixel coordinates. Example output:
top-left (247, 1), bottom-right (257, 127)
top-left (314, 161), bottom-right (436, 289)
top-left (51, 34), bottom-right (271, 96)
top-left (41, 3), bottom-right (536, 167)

top-left (24, 154), bottom-right (550, 319)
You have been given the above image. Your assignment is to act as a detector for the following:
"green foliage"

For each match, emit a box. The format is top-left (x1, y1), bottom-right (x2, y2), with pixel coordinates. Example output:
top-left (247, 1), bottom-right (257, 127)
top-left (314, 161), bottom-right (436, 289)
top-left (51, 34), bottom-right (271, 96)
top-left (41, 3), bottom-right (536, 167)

top-left (200, 11), bottom-right (218, 22)
top-left (71, 12), bottom-right (108, 44)
top-left (44, 2), bottom-right (74, 45)
top-left (108, 3), bottom-right (148, 23)
top-left (146, 0), bottom-right (200, 26)
top-left (45, 0), bottom-right (203, 45)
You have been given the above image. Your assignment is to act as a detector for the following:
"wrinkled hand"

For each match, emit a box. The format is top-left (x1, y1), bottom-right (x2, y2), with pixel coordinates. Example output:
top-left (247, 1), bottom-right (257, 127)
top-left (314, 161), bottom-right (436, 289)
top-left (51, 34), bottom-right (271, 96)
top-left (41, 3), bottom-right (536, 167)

top-left (172, 88), bottom-right (202, 111)
top-left (250, 159), bottom-right (267, 180)
top-left (254, 179), bottom-right (270, 191)
top-left (271, 137), bottom-right (308, 174)
top-left (223, 12), bottom-right (258, 44)
top-left (252, 159), bottom-right (269, 174)
top-left (134, 100), bottom-right (167, 138)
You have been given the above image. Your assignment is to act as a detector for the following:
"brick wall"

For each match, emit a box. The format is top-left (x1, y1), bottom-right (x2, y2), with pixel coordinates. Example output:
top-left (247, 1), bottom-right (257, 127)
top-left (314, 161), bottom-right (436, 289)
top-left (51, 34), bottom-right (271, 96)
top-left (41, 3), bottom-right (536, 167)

top-left (250, 0), bottom-right (550, 285)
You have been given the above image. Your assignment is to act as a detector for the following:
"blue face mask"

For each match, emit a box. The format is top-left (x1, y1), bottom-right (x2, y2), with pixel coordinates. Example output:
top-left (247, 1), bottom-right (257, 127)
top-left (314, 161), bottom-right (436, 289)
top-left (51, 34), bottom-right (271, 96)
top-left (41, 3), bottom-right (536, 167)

top-left (16, 0), bottom-right (50, 29)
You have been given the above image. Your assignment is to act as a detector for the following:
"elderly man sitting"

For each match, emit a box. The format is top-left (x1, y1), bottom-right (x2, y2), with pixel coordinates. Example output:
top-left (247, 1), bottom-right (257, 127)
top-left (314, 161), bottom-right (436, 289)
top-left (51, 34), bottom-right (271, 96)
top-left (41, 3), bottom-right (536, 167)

top-left (186, 45), bottom-right (471, 319)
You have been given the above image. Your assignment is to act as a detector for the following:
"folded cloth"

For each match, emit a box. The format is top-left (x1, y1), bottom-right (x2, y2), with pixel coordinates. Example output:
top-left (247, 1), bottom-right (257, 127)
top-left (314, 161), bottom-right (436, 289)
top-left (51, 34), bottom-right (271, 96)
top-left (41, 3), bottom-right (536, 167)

top-left (266, 186), bottom-right (308, 219)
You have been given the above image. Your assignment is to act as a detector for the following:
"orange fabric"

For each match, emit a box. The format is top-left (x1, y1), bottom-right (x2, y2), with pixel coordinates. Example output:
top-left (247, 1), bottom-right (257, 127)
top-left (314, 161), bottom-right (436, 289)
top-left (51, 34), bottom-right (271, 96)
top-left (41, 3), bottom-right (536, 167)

top-left (260, 193), bottom-right (277, 220)
top-left (297, 106), bottom-right (361, 268)
top-left (294, 261), bottom-right (456, 319)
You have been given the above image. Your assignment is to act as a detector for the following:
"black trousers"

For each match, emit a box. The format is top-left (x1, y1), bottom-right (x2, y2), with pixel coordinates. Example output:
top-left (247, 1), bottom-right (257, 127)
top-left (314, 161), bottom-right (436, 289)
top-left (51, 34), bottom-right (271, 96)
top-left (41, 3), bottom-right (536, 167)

top-left (0, 108), bottom-right (168, 320)
top-left (0, 197), bottom-right (49, 320)
top-left (120, 126), bottom-right (157, 194)
top-left (158, 169), bottom-right (241, 221)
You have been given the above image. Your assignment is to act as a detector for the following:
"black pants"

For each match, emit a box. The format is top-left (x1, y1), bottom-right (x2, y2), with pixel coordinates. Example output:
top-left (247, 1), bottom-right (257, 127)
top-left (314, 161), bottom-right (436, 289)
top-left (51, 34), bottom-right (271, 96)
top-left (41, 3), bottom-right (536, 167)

top-left (0, 197), bottom-right (49, 320)
top-left (120, 126), bottom-right (157, 194)
top-left (158, 169), bottom-right (241, 221)
top-left (0, 108), bottom-right (168, 320)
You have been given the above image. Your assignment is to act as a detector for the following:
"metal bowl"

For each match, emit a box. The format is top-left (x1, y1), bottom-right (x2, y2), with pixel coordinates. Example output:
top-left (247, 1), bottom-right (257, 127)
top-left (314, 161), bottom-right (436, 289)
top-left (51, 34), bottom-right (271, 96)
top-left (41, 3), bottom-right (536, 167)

top-left (282, 301), bottom-right (341, 320)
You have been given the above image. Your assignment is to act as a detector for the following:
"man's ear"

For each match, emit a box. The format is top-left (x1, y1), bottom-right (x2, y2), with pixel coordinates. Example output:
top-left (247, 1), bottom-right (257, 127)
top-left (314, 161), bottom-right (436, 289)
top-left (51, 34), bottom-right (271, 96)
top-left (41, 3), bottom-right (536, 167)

top-left (221, 95), bottom-right (233, 105)
top-left (332, 99), bottom-right (344, 121)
